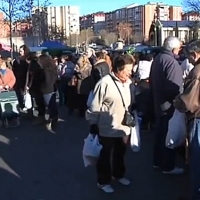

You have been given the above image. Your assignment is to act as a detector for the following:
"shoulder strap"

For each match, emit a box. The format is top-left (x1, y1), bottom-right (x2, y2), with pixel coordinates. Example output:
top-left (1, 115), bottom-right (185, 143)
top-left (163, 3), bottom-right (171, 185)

top-left (109, 74), bottom-right (126, 108)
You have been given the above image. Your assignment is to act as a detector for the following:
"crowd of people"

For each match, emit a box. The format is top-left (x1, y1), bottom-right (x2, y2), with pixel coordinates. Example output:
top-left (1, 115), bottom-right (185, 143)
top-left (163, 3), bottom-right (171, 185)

top-left (0, 36), bottom-right (199, 199)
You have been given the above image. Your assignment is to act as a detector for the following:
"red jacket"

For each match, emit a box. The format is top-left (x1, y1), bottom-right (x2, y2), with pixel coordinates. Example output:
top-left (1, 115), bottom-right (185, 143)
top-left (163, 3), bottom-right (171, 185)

top-left (0, 68), bottom-right (16, 89)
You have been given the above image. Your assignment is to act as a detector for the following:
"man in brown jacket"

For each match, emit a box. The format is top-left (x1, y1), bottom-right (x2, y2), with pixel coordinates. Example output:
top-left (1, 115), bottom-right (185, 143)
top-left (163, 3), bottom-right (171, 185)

top-left (175, 40), bottom-right (200, 200)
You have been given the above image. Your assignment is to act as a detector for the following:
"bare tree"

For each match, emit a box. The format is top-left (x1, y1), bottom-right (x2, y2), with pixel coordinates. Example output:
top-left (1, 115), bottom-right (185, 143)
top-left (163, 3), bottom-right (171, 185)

top-left (183, 0), bottom-right (200, 12)
top-left (78, 29), bottom-right (94, 44)
top-left (99, 29), bottom-right (117, 45)
top-left (130, 34), bottom-right (144, 43)
top-left (48, 25), bottom-right (67, 42)
top-left (116, 22), bottom-right (132, 44)
top-left (0, 0), bottom-right (27, 57)
top-left (99, 29), bottom-right (108, 38)
top-left (183, 0), bottom-right (200, 39)
top-left (70, 34), bottom-right (79, 46)
top-left (22, 0), bottom-right (51, 42)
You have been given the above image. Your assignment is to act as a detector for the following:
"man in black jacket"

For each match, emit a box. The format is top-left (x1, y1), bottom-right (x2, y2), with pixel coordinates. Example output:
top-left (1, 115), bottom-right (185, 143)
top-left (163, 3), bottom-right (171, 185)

top-left (149, 36), bottom-right (183, 174)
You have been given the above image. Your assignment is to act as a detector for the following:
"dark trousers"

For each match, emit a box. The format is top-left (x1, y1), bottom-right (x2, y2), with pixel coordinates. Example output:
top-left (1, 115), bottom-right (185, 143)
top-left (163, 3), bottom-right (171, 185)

top-left (153, 114), bottom-right (175, 171)
top-left (48, 93), bottom-right (58, 120)
top-left (15, 89), bottom-right (24, 109)
top-left (96, 136), bottom-right (127, 185)
top-left (57, 80), bottom-right (67, 105)
top-left (77, 94), bottom-right (88, 116)
top-left (34, 95), bottom-right (46, 116)
top-left (189, 119), bottom-right (200, 200)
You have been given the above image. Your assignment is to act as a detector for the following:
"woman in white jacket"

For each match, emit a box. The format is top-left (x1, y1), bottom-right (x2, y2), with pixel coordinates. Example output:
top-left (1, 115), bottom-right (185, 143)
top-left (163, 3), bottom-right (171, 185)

top-left (86, 54), bottom-right (136, 193)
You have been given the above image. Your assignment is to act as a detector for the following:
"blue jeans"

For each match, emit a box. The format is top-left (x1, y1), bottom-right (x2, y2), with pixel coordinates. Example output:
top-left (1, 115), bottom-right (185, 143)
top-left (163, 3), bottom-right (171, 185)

top-left (189, 119), bottom-right (200, 200)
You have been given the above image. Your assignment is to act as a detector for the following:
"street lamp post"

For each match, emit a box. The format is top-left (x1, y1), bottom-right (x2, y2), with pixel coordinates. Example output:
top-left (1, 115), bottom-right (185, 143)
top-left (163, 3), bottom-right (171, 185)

top-left (37, 0), bottom-right (40, 45)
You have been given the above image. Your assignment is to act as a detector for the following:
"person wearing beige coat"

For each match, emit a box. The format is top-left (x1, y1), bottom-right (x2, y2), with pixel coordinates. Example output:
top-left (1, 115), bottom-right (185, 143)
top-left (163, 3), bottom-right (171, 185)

top-left (86, 54), bottom-right (136, 193)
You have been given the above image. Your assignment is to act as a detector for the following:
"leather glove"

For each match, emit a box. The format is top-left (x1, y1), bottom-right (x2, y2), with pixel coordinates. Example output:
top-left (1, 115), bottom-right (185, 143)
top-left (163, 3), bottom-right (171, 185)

top-left (90, 124), bottom-right (99, 135)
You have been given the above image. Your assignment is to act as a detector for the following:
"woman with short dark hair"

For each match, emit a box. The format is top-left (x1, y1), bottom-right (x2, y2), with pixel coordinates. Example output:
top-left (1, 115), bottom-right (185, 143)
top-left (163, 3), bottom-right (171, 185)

top-left (86, 54), bottom-right (136, 193)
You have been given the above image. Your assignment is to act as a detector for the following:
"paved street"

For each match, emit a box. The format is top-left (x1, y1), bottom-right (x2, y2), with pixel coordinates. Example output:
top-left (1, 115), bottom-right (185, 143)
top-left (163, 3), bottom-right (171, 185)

top-left (0, 107), bottom-right (189, 200)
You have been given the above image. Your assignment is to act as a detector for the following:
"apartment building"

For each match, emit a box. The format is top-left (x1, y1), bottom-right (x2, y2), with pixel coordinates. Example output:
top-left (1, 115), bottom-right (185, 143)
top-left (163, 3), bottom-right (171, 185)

top-left (0, 12), bottom-right (31, 38)
top-left (0, 12), bottom-right (9, 37)
top-left (105, 2), bottom-right (182, 39)
top-left (32, 6), bottom-right (80, 41)
top-left (80, 12), bottom-right (106, 32)
top-left (182, 11), bottom-right (200, 21)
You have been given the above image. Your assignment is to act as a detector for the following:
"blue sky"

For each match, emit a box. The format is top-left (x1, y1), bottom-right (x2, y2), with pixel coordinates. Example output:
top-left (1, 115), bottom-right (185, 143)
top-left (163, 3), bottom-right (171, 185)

top-left (52, 0), bottom-right (182, 15)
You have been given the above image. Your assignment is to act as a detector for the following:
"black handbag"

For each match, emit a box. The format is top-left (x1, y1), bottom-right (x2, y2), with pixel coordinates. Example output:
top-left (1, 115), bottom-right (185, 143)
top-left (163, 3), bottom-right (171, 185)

top-left (109, 75), bottom-right (135, 127)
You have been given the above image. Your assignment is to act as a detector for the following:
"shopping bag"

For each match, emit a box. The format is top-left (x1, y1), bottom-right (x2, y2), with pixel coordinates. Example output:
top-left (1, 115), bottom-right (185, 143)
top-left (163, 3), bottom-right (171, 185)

top-left (87, 91), bottom-right (94, 107)
top-left (82, 155), bottom-right (98, 167)
top-left (165, 109), bottom-right (187, 149)
top-left (82, 134), bottom-right (102, 167)
top-left (24, 92), bottom-right (32, 109)
top-left (130, 111), bottom-right (141, 152)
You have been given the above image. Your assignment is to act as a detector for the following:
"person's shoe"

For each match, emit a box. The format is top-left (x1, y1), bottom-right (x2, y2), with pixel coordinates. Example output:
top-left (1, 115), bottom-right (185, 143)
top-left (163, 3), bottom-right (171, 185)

top-left (46, 117), bottom-right (58, 131)
top-left (112, 177), bottom-right (131, 186)
top-left (117, 178), bottom-right (130, 186)
top-left (97, 184), bottom-right (114, 193)
top-left (162, 167), bottom-right (184, 175)
top-left (32, 116), bottom-right (45, 125)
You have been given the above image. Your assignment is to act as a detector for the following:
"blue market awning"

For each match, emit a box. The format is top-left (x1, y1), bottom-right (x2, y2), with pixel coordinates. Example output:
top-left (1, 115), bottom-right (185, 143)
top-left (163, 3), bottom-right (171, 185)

top-left (40, 41), bottom-right (67, 49)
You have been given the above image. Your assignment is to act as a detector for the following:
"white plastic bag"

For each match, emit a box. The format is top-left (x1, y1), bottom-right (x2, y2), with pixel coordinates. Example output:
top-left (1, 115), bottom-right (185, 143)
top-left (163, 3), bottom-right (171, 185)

top-left (24, 92), bottom-right (32, 109)
top-left (87, 91), bottom-right (94, 107)
top-left (165, 109), bottom-right (187, 149)
top-left (82, 134), bottom-right (102, 167)
top-left (130, 111), bottom-right (141, 152)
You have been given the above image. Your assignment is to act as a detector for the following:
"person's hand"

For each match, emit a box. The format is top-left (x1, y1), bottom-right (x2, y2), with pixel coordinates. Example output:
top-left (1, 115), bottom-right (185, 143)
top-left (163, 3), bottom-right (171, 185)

top-left (90, 124), bottom-right (99, 135)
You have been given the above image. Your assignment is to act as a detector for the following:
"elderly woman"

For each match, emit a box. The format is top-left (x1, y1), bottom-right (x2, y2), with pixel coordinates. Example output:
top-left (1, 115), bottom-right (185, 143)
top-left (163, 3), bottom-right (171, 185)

top-left (86, 54), bottom-right (135, 193)
top-left (0, 58), bottom-right (16, 90)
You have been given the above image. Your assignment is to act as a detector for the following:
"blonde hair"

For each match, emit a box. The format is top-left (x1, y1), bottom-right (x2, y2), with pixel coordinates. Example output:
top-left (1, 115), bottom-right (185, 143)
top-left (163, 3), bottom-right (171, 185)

top-left (77, 55), bottom-right (91, 70)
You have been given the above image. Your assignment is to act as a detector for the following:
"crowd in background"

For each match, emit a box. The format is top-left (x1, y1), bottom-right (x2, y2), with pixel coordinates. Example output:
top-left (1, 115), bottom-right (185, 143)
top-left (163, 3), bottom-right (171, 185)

top-left (0, 36), bottom-right (199, 199)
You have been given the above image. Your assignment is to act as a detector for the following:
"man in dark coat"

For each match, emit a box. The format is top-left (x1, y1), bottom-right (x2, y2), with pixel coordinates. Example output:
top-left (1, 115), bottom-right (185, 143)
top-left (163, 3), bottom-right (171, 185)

top-left (149, 36), bottom-right (183, 174)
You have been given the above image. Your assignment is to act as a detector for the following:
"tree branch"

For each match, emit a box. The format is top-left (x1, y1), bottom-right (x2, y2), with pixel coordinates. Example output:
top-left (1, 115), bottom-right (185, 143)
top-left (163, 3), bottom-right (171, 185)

top-left (183, 0), bottom-right (200, 13)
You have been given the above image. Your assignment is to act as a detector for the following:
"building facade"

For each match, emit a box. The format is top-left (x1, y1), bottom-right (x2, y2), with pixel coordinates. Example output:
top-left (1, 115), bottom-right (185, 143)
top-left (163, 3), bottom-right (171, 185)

top-left (182, 11), bottom-right (200, 21)
top-left (32, 5), bottom-right (80, 41)
top-left (80, 12), bottom-right (105, 32)
top-left (105, 2), bottom-right (182, 39)
top-left (149, 20), bottom-right (196, 45)
top-left (0, 12), bottom-right (10, 37)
